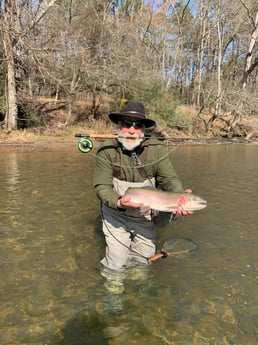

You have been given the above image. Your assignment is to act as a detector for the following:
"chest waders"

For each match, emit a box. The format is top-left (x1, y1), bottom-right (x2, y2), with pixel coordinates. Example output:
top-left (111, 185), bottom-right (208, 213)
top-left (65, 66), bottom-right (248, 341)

top-left (100, 141), bottom-right (157, 271)
top-left (100, 140), bottom-right (172, 271)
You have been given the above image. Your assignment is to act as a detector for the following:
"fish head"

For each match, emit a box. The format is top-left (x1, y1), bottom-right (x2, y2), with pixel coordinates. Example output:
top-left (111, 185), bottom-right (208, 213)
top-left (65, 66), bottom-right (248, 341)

top-left (178, 193), bottom-right (208, 211)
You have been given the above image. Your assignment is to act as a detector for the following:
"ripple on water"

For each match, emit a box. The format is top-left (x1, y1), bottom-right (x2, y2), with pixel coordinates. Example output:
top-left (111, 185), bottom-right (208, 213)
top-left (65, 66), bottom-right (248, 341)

top-left (0, 146), bottom-right (258, 344)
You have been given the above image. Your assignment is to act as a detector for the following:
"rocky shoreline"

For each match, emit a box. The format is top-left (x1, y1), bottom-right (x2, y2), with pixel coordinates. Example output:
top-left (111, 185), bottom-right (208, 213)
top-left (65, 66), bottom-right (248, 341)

top-left (0, 139), bottom-right (76, 152)
top-left (0, 136), bottom-right (257, 153)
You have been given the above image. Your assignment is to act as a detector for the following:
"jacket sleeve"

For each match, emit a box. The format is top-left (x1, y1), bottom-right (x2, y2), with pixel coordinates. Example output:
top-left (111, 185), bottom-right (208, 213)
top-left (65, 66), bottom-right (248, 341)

top-left (154, 144), bottom-right (184, 193)
top-left (93, 144), bottom-right (120, 209)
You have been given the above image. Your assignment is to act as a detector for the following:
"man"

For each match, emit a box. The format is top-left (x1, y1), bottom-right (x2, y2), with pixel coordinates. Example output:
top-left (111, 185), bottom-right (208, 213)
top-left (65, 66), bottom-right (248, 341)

top-left (93, 101), bottom-right (191, 292)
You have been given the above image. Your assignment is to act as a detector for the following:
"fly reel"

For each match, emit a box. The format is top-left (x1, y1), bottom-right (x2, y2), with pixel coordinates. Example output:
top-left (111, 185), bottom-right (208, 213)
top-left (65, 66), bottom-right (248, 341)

top-left (75, 134), bottom-right (94, 153)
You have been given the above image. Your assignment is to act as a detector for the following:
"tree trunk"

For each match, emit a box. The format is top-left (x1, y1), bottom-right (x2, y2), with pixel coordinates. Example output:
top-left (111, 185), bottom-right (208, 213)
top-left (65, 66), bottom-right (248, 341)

top-left (2, 2), bottom-right (18, 130)
top-left (228, 9), bottom-right (258, 132)
top-left (241, 10), bottom-right (258, 91)
top-left (5, 42), bottom-right (18, 130)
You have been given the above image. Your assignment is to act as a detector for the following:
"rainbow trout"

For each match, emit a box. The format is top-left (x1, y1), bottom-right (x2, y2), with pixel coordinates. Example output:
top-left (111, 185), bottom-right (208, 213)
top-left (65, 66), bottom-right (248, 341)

top-left (124, 187), bottom-right (207, 212)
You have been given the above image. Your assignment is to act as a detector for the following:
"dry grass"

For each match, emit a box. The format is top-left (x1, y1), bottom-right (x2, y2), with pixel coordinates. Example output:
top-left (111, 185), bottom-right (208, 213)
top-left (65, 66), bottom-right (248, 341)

top-left (0, 120), bottom-right (116, 143)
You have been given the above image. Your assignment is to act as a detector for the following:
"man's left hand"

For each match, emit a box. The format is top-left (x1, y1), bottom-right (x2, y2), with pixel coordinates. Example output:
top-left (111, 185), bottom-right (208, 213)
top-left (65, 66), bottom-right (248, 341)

top-left (172, 189), bottom-right (193, 216)
top-left (172, 208), bottom-right (193, 216)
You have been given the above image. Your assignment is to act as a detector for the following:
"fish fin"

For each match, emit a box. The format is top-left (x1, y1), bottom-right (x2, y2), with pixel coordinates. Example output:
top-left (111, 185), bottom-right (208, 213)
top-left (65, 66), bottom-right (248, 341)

top-left (139, 205), bottom-right (151, 216)
top-left (167, 205), bottom-right (178, 211)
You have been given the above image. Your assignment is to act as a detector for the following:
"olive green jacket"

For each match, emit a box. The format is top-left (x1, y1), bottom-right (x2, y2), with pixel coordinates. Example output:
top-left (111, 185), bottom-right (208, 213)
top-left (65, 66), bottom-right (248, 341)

top-left (93, 138), bottom-right (184, 210)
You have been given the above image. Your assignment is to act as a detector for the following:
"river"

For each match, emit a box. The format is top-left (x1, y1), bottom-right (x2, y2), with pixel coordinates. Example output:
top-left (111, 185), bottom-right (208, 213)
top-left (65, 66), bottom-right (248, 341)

top-left (0, 142), bottom-right (258, 345)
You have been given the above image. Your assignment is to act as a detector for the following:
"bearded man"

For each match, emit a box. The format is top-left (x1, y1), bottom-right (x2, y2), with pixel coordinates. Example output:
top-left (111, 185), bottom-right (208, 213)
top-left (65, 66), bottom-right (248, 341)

top-left (93, 101), bottom-right (191, 293)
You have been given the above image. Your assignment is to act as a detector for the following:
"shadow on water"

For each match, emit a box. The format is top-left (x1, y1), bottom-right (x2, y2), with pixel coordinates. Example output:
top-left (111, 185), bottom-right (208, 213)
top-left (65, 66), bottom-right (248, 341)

top-left (53, 310), bottom-right (110, 345)
top-left (71, 214), bottom-right (104, 271)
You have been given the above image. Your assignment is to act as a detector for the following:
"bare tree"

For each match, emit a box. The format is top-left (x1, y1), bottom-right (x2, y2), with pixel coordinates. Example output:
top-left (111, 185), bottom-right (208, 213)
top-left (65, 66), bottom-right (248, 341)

top-left (0, 0), bottom-right (257, 133)
top-left (0, 0), bottom-right (57, 130)
top-left (1, 1), bottom-right (19, 130)
top-left (228, 4), bottom-right (258, 132)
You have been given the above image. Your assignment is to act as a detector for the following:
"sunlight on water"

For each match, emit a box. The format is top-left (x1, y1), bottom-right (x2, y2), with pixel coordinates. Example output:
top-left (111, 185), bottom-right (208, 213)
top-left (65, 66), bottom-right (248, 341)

top-left (0, 144), bottom-right (258, 344)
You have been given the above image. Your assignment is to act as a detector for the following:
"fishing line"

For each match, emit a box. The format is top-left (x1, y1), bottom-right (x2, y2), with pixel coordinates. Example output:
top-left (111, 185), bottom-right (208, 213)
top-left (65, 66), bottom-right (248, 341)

top-left (76, 132), bottom-right (181, 175)
top-left (81, 143), bottom-right (179, 172)
top-left (100, 208), bottom-right (151, 261)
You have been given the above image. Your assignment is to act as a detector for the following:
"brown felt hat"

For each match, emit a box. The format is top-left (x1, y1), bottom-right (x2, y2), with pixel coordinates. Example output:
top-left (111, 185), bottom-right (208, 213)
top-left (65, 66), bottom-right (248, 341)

top-left (109, 101), bottom-right (156, 128)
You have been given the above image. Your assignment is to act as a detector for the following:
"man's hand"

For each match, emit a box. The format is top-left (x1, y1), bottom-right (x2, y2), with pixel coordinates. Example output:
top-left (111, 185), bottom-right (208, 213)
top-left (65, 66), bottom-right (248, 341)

top-left (172, 208), bottom-right (193, 216)
top-left (172, 189), bottom-right (193, 216)
top-left (117, 196), bottom-right (143, 209)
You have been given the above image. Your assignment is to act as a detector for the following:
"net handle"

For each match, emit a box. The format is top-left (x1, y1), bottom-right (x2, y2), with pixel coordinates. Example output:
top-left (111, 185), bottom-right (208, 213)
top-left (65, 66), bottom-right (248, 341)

top-left (149, 238), bottom-right (199, 262)
top-left (150, 249), bottom-right (191, 262)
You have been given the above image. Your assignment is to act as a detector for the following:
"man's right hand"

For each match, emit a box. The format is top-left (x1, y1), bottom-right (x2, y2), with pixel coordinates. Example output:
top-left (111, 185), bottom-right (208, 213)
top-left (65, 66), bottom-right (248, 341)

top-left (117, 196), bottom-right (143, 209)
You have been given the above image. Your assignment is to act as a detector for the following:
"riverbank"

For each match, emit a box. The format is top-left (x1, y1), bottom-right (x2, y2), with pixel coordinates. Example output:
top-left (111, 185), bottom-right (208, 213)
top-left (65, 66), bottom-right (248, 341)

top-left (0, 123), bottom-right (257, 152)
top-left (0, 135), bottom-right (76, 152)
top-left (0, 126), bottom-right (88, 152)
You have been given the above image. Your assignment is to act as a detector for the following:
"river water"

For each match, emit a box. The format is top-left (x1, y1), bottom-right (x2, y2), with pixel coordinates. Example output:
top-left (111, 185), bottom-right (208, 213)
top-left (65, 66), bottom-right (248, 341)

top-left (0, 142), bottom-right (258, 345)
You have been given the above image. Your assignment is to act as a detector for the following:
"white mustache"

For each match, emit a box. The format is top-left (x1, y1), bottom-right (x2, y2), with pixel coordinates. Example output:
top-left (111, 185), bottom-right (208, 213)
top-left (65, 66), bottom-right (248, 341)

top-left (117, 129), bottom-right (144, 150)
top-left (119, 135), bottom-right (138, 139)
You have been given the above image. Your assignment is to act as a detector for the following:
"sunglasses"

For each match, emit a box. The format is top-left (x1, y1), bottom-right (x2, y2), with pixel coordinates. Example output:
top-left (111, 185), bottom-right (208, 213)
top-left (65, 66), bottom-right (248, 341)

top-left (121, 119), bottom-right (144, 129)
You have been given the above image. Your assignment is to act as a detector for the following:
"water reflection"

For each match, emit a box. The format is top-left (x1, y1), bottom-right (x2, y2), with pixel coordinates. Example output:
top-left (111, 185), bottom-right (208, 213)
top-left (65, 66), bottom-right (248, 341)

top-left (4, 152), bottom-right (20, 193)
top-left (0, 144), bottom-right (258, 344)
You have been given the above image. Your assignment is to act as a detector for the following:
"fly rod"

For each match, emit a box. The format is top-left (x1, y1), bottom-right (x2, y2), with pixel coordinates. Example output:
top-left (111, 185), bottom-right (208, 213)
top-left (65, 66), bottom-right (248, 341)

top-left (75, 132), bottom-right (245, 153)
top-left (74, 133), bottom-right (169, 153)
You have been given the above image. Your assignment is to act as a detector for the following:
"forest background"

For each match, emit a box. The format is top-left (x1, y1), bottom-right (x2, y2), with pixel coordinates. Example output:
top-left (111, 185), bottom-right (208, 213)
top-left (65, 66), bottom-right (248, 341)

top-left (0, 0), bottom-right (257, 143)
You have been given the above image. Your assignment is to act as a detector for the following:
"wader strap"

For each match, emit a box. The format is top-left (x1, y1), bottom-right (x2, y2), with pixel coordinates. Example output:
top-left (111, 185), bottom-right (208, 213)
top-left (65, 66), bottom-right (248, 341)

top-left (131, 151), bottom-right (149, 180)
top-left (113, 139), bottom-right (122, 178)
top-left (113, 150), bottom-right (121, 178)
top-left (112, 141), bottom-right (149, 180)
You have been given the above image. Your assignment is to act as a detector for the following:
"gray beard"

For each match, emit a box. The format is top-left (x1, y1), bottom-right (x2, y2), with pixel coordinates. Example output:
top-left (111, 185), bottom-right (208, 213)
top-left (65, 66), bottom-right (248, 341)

top-left (117, 129), bottom-right (144, 151)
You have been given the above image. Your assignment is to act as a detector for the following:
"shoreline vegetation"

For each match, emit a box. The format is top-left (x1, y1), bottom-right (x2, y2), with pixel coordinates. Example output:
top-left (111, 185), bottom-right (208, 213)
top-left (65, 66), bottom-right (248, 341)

top-left (1, 102), bottom-right (258, 152)
top-left (1, 100), bottom-right (257, 152)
